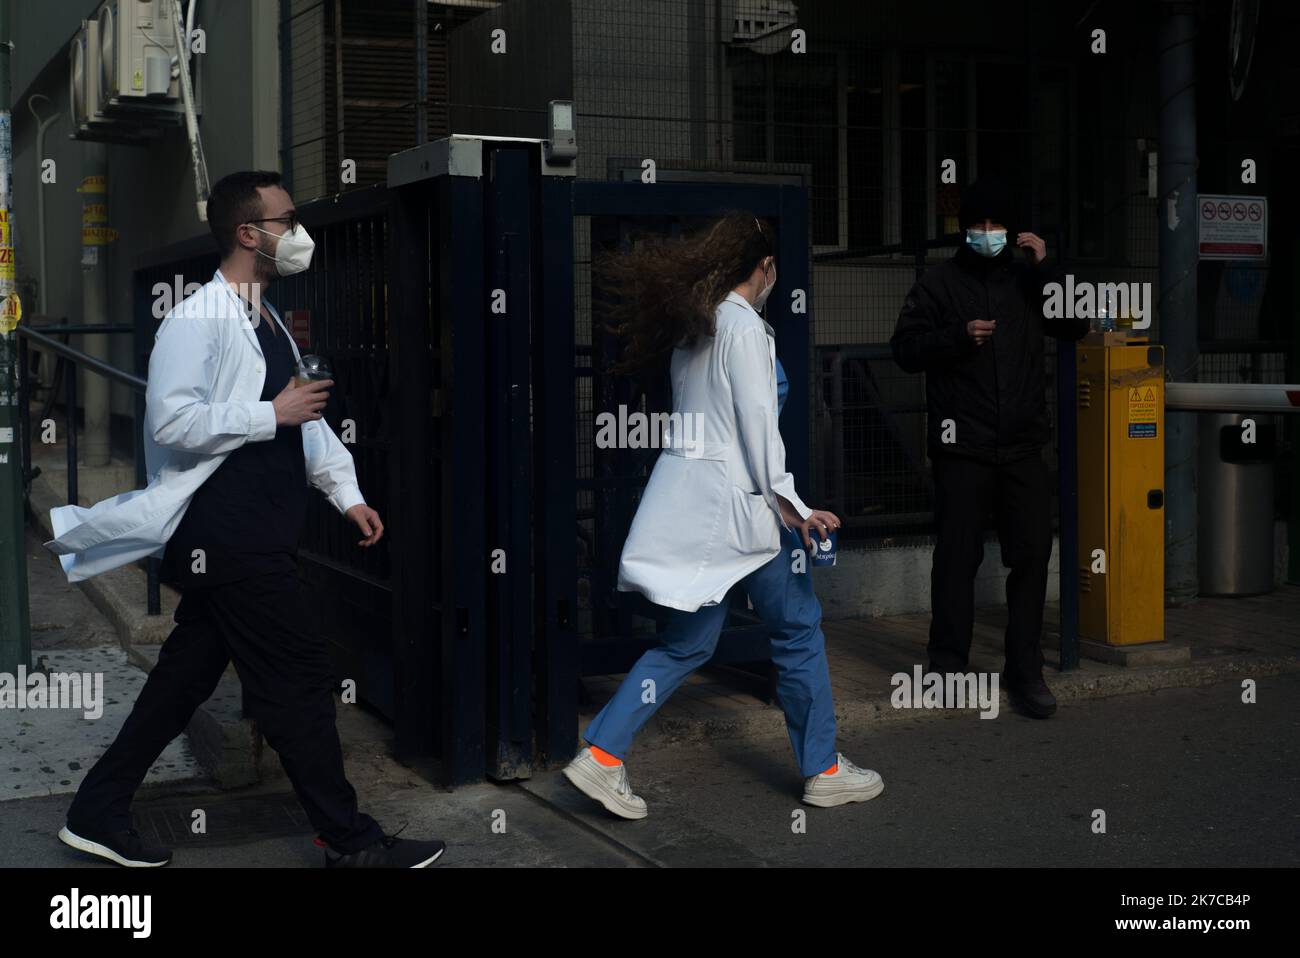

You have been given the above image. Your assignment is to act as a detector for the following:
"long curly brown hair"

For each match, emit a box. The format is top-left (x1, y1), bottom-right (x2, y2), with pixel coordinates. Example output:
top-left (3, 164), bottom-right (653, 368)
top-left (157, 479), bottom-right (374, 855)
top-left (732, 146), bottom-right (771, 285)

top-left (596, 211), bottom-right (775, 375)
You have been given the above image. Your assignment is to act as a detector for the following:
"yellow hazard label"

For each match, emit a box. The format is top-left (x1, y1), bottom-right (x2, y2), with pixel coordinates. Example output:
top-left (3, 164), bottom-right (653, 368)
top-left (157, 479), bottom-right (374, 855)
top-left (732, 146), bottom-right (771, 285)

top-left (1127, 385), bottom-right (1159, 438)
top-left (82, 226), bottom-right (119, 246)
top-left (1128, 386), bottom-right (1158, 422)
top-left (133, 69), bottom-right (144, 91)
top-left (77, 175), bottom-right (108, 194)
top-left (82, 203), bottom-right (109, 224)
top-left (0, 293), bottom-right (21, 334)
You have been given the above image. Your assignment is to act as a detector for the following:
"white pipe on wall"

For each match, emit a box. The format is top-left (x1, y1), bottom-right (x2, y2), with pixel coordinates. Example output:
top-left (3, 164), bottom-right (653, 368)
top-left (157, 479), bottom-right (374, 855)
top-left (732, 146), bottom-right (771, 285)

top-left (27, 94), bottom-right (60, 390)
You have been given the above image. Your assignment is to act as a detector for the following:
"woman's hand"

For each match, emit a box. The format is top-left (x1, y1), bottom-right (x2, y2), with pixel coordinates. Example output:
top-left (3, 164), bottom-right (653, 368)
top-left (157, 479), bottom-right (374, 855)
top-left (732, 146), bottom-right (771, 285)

top-left (778, 496), bottom-right (841, 550)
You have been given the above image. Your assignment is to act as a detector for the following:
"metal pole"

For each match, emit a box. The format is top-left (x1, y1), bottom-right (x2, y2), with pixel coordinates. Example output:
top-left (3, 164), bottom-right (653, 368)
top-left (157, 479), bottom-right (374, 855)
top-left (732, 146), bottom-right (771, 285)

top-left (28, 95), bottom-right (58, 392)
top-left (333, 0), bottom-right (345, 177)
top-left (1055, 229), bottom-right (1079, 671)
top-left (415, 0), bottom-right (428, 146)
top-left (81, 144), bottom-right (111, 467)
top-left (1166, 382), bottom-right (1300, 412)
top-left (1292, 229), bottom-right (1300, 584)
top-left (0, 0), bottom-right (33, 675)
top-left (65, 362), bottom-right (77, 506)
top-left (1157, 3), bottom-right (1200, 603)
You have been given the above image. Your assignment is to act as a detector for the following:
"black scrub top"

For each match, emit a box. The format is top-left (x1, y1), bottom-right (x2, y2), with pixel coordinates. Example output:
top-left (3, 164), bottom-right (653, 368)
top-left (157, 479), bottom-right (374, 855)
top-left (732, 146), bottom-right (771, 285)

top-left (162, 311), bottom-right (309, 591)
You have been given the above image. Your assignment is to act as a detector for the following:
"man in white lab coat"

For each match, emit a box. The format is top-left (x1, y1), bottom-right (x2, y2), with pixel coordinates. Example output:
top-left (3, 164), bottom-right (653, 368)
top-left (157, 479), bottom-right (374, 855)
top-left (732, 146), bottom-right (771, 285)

top-left (49, 171), bottom-right (444, 868)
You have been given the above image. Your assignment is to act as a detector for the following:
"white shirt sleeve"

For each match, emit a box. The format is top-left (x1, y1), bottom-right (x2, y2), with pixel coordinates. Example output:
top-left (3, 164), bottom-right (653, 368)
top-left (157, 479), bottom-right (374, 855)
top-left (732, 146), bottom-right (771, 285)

top-left (726, 325), bottom-right (812, 529)
top-left (147, 313), bottom-right (277, 454)
top-left (303, 418), bottom-right (366, 515)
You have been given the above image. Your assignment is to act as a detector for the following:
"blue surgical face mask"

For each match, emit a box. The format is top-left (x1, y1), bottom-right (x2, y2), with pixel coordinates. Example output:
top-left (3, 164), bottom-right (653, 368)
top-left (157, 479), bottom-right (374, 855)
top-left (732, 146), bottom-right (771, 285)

top-left (965, 228), bottom-right (1007, 257)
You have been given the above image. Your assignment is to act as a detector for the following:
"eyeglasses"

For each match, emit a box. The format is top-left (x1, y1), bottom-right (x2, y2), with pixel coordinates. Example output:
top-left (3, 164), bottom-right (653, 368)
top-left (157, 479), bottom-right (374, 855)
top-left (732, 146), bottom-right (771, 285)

top-left (247, 213), bottom-right (300, 232)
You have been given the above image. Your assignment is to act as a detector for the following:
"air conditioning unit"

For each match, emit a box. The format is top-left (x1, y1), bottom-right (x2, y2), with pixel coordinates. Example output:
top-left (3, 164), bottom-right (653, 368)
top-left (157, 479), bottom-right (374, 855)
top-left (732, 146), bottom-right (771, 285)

top-left (97, 0), bottom-right (181, 112)
top-left (70, 20), bottom-right (98, 129)
top-left (70, 17), bottom-right (159, 143)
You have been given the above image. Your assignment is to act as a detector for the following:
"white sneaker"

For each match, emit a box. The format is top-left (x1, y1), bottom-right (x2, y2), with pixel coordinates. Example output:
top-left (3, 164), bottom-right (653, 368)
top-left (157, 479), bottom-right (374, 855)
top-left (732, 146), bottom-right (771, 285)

top-left (802, 752), bottom-right (884, 807)
top-left (562, 747), bottom-right (648, 820)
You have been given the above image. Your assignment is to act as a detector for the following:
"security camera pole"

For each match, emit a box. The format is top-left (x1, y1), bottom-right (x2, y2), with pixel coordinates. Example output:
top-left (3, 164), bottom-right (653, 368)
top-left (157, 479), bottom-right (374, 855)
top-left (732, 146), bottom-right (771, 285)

top-left (0, 0), bottom-right (33, 675)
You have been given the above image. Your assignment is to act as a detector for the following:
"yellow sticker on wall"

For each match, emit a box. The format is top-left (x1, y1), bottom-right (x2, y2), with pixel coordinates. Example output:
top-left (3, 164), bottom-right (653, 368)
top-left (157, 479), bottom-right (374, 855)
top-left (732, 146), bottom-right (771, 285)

top-left (0, 293), bottom-right (21, 334)
top-left (81, 226), bottom-right (119, 246)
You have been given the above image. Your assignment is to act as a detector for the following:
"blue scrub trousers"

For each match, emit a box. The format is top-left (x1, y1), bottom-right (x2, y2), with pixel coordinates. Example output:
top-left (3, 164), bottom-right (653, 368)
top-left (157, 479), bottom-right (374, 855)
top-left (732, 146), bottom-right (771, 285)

top-left (584, 526), bottom-right (838, 777)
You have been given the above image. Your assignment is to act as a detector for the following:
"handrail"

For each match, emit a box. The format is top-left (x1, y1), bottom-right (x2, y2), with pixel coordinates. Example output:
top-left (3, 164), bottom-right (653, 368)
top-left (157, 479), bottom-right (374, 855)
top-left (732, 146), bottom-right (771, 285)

top-left (14, 322), bottom-right (160, 615)
top-left (17, 326), bottom-right (147, 391)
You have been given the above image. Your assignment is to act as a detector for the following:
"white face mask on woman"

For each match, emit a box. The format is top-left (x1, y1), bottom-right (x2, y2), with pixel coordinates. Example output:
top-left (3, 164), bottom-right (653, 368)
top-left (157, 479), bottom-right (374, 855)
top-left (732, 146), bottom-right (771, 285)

top-left (752, 259), bottom-right (775, 311)
top-left (248, 222), bottom-right (316, 276)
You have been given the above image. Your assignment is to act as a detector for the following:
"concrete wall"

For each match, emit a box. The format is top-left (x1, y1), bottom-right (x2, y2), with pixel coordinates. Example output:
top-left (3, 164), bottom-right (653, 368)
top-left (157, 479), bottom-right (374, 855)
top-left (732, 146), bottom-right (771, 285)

top-left (11, 0), bottom-right (280, 428)
top-left (817, 522), bottom-right (1289, 621)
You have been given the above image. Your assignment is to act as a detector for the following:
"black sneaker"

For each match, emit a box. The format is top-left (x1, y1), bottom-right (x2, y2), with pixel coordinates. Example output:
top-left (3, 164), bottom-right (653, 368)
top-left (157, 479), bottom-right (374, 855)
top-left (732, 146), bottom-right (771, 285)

top-left (58, 824), bottom-right (172, 867)
top-left (323, 827), bottom-right (446, 868)
top-left (1002, 673), bottom-right (1057, 719)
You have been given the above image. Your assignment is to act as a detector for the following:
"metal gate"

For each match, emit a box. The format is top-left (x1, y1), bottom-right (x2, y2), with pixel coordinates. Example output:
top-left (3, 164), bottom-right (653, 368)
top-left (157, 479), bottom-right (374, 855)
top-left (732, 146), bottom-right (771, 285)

top-left (134, 140), bottom-right (811, 786)
top-left (568, 183), bottom-right (813, 685)
top-left (383, 143), bottom-right (813, 782)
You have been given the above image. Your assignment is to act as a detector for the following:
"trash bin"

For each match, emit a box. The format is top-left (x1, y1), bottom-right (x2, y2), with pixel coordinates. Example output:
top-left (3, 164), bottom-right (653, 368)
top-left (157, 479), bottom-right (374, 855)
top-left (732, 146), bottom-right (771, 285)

top-left (1198, 412), bottom-right (1276, 596)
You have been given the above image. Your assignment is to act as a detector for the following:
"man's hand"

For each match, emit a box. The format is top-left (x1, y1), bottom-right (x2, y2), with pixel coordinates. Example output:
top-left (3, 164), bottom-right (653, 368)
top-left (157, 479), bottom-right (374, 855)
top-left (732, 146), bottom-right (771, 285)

top-left (272, 377), bottom-right (333, 426)
top-left (778, 496), bottom-right (841, 550)
top-left (345, 504), bottom-right (384, 547)
top-left (966, 318), bottom-right (996, 346)
top-left (1017, 231), bottom-right (1046, 264)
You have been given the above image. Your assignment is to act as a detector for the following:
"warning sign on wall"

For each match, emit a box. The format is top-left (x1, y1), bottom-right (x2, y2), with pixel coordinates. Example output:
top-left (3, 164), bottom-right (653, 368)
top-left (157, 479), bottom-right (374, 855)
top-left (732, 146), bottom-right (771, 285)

top-left (1198, 193), bottom-right (1267, 260)
top-left (1128, 386), bottom-right (1159, 438)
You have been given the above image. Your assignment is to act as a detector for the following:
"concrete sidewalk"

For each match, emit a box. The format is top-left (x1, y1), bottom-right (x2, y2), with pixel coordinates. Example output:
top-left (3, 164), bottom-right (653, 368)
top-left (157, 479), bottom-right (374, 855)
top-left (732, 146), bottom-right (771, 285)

top-left (577, 587), bottom-right (1300, 753)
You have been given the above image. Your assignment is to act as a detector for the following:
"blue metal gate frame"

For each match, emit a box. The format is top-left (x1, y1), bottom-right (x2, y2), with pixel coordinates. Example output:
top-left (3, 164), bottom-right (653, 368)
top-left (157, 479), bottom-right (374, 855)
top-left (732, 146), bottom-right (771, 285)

top-left (532, 179), bottom-right (813, 768)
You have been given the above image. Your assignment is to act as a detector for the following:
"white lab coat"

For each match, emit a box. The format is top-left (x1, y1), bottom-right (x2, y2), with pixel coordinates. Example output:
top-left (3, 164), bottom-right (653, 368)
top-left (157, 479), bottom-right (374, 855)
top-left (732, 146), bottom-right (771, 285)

top-left (616, 291), bottom-right (812, 612)
top-left (44, 269), bottom-right (366, 583)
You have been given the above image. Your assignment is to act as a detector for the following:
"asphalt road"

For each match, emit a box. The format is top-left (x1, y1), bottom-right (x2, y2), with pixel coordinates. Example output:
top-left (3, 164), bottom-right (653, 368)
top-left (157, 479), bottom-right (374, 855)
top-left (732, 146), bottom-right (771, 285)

top-left (530, 671), bottom-right (1300, 867)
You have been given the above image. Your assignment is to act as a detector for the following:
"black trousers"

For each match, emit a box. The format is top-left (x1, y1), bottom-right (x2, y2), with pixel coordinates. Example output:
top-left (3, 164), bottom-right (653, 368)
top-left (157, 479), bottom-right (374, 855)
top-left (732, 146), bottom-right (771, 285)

top-left (927, 451), bottom-right (1052, 685)
top-left (67, 574), bottom-right (384, 854)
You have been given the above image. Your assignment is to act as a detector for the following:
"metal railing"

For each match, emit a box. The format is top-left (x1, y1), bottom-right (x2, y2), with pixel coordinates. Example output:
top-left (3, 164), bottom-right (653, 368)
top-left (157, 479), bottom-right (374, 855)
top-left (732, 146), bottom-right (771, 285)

top-left (14, 322), bottom-right (160, 615)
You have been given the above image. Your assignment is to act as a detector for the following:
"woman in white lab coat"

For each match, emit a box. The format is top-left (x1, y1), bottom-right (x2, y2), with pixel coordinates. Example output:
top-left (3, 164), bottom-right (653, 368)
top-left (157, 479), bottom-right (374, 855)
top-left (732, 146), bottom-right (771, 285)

top-left (563, 212), bottom-right (885, 818)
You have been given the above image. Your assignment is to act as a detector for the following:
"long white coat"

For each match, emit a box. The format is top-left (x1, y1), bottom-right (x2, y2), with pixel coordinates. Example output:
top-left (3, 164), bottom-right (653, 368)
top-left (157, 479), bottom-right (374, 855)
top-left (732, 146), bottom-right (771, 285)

top-left (43, 269), bottom-right (366, 583)
top-left (616, 291), bottom-right (812, 612)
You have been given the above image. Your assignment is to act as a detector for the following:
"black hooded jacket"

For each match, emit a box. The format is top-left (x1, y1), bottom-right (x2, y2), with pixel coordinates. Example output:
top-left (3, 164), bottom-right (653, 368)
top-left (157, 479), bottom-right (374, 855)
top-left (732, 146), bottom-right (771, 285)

top-left (890, 241), bottom-right (1088, 464)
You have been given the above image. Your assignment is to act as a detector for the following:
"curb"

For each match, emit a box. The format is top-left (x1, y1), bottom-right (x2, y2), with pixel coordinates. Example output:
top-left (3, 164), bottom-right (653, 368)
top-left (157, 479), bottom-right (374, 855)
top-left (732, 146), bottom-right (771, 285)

top-left (629, 652), bottom-right (1300, 751)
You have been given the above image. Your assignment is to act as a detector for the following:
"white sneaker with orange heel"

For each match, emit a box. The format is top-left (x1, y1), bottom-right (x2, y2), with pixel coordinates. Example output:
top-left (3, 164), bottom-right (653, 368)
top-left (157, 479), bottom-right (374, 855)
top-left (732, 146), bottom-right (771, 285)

top-left (802, 752), bottom-right (884, 807)
top-left (562, 747), bottom-right (648, 820)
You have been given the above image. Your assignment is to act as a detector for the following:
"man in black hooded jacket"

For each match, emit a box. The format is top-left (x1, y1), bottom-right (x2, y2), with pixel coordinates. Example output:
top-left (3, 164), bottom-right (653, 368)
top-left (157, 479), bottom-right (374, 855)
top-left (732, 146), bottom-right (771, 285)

top-left (890, 177), bottom-right (1088, 717)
